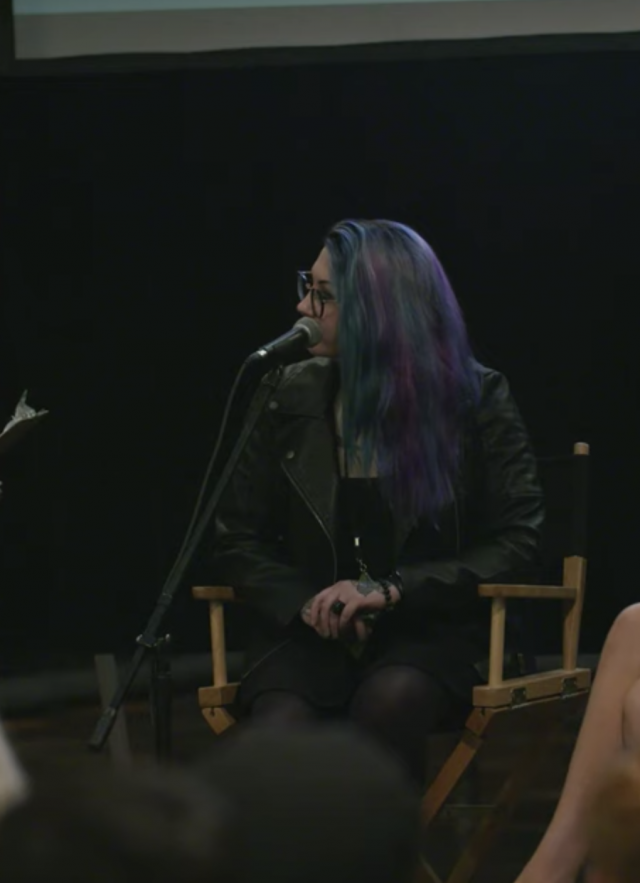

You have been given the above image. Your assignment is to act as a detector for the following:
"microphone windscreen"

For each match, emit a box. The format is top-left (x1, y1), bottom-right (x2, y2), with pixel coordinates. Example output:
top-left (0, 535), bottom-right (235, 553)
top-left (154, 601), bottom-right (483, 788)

top-left (294, 317), bottom-right (322, 347)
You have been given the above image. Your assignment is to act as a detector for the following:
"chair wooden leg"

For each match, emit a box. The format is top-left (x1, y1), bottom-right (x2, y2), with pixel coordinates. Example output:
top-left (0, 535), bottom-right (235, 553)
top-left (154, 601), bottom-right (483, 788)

top-left (444, 715), bottom-right (560, 883)
top-left (201, 707), bottom-right (236, 735)
top-left (422, 710), bottom-right (490, 826)
top-left (415, 856), bottom-right (445, 883)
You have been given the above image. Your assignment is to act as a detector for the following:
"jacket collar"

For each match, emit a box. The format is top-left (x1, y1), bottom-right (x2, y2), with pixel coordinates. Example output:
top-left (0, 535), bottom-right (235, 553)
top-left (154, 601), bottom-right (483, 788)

top-left (272, 358), bottom-right (339, 418)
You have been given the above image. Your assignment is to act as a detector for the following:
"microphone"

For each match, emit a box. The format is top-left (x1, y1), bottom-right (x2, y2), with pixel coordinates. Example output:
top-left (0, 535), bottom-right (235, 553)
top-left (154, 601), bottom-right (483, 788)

top-left (247, 317), bottom-right (322, 366)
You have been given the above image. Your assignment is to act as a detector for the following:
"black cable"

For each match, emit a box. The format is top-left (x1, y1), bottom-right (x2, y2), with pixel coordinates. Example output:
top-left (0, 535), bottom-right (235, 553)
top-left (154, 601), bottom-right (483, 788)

top-left (161, 358), bottom-right (252, 591)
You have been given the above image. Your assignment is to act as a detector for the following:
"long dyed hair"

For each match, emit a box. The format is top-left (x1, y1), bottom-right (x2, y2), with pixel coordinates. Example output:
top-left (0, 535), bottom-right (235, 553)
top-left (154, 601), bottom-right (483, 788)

top-left (325, 219), bottom-right (479, 521)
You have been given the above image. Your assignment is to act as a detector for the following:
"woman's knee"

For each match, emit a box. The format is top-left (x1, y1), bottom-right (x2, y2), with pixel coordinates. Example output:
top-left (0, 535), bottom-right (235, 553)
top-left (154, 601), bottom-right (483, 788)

top-left (349, 666), bottom-right (444, 726)
top-left (622, 678), bottom-right (640, 750)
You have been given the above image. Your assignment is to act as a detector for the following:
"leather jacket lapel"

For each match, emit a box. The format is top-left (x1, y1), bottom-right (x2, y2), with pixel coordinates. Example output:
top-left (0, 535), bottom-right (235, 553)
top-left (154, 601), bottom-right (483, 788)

top-left (280, 416), bottom-right (340, 551)
top-left (274, 359), bottom-right (340, 552)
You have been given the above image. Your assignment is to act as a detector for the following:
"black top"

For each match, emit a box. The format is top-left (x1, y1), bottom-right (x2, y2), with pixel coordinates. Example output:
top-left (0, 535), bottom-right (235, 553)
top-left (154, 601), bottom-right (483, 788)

top-left (336, 478), bottom-right (395, 583)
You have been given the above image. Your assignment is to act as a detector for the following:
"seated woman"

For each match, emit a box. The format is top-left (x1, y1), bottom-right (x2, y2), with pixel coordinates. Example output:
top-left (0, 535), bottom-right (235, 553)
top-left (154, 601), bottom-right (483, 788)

top-left (515, 603), bottom-right (640, 883)
top-left (586, 749), bottom-right (640, 883)
top-left (213, 218), bottom-right (543, 789)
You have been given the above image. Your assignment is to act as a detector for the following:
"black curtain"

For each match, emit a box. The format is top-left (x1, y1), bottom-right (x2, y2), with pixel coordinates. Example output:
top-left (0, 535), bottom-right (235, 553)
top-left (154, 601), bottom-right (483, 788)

top-left (0, 0), bottom-right (14, 72)
top-left (0, 48), bottom-right (638, 671)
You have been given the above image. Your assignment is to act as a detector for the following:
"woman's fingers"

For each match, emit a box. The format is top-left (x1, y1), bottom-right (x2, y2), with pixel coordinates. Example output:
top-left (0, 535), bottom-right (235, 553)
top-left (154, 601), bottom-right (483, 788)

top-left (309, 591), bottom-right (328, 629)
top-left (354, 618), bottom-right (370, 643)
top-left (309, 583), bottom-right (374, 640)
top-left (317, 592), bottom-right (337, 638)
top-left (329, 607), bottom-right (342, 640)
top-left (338, 597), bottom-right (363, 632)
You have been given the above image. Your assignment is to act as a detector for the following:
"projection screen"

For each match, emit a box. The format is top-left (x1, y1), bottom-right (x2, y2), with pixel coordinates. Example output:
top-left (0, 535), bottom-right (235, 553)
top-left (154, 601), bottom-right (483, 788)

top-left (12, 0), bottom-right (640, 60)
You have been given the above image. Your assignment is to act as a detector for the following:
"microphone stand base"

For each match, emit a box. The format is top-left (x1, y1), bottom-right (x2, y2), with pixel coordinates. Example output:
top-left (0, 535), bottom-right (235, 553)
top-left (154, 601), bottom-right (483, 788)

top-left (149, 634), bottom-right (172, 765)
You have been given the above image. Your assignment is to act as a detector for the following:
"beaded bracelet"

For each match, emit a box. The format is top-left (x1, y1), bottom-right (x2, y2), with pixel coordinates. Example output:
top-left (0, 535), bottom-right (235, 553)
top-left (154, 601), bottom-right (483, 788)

top-left (377, 573), bottom-right (403, 608)
top-left (377, 580), bottom-right (393, 608)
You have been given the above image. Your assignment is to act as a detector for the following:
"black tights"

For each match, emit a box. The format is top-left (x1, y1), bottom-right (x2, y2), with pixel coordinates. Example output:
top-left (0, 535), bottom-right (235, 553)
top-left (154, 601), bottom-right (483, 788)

top-left (251, 690), bottom-right (320, 727)
top-left (249, 666), bottom-right (458, 789)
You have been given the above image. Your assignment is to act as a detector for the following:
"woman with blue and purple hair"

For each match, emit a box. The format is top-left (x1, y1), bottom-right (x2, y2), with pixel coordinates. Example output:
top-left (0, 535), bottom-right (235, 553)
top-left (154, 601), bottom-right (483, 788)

top-left (214, 219), bottom-right (543, 789)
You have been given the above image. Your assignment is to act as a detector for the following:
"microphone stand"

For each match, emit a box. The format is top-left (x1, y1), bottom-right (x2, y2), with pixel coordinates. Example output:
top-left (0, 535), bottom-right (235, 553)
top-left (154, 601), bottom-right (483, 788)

top-left (88, 366), bottom-right (280, 759)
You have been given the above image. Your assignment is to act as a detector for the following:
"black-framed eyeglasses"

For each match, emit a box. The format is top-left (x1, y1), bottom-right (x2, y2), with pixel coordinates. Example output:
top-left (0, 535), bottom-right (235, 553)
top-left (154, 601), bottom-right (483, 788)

top-left (297, 270), bottom-right (336, 319)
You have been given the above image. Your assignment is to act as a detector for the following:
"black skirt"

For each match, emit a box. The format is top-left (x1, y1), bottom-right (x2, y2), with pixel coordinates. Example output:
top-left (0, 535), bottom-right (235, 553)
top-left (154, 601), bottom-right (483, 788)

top-left (236, 614), bottom-right (486, 714)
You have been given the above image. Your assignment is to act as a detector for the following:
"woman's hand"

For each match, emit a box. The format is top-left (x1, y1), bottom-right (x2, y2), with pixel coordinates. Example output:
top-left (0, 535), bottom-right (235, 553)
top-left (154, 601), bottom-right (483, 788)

top-left (301, 579), bottom-right (400, 642)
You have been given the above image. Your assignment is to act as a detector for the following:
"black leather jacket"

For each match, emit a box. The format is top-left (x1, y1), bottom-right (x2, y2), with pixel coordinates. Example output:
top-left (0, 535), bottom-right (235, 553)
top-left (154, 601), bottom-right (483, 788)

top-left (213, 358), bottom-right (544, 633)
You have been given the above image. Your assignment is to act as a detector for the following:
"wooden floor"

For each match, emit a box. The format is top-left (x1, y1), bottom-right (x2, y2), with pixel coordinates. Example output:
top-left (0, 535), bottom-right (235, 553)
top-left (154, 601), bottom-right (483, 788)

top-left (4, 689), bottom-right (585, 883)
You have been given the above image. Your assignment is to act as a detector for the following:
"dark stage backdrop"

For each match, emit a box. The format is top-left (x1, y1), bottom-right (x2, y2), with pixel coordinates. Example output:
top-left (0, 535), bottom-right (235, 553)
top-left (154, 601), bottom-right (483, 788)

top-left (0, 47), bottom-right (638, 672)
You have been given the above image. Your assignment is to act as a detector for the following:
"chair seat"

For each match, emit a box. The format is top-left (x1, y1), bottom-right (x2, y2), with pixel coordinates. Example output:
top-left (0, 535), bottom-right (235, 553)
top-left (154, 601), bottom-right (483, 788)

top-left (197, 656), bottom-right (592, 712)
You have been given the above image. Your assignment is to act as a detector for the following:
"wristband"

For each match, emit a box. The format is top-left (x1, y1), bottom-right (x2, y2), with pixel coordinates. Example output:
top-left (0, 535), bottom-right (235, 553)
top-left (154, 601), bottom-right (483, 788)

top-left (377, 580), bottom-right (393, 608)
top-left (380, 570), bottom-right (403, 598)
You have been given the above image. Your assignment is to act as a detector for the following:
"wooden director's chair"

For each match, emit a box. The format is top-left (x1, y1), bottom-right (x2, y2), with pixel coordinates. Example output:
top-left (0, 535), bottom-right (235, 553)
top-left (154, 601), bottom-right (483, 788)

top-left (193, 442), bottom-right (590, 883)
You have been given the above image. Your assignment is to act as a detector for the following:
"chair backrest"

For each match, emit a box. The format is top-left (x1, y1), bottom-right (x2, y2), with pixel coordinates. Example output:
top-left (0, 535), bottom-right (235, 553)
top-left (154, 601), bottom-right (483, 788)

top-left (515, 442), bottom-right (589, 657)
top-left (535, 442), bottom-right (589, 581)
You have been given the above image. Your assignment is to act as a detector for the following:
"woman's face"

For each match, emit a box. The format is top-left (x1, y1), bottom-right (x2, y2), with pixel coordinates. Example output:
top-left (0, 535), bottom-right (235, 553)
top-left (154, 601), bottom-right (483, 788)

top-left (296, 247), bottom-right (340, 358)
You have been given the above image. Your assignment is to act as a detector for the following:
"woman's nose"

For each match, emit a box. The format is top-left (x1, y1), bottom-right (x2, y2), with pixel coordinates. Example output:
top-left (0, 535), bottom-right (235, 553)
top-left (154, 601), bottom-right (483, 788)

top-left (297, 294), bottom-right (313, 317)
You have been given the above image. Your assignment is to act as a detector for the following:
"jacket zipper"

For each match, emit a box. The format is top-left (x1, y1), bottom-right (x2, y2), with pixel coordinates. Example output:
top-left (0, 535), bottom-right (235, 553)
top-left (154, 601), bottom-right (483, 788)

top-left (281, 461), bottom-right (338, 583)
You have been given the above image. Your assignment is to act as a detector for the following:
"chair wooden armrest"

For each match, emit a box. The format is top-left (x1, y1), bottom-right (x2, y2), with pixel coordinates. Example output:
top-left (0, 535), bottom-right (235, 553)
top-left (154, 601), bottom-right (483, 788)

top-left (473, 667), bottom-right (591, 708)
top-left (192, 585), bottom-right (241, 734)
top-left (191, 586), bottom-right (239, 708)
top-left (478, 584), bottom-right (577, 600)
top-left (481, 556), bottom-right (587, 702)
top-left (192, 586), bottom-right (237, 602)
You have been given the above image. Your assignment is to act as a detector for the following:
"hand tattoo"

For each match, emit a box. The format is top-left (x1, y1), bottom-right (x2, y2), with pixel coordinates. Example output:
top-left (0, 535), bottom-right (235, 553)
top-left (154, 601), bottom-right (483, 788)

top-left (352, 577), bottom-right (383, 597)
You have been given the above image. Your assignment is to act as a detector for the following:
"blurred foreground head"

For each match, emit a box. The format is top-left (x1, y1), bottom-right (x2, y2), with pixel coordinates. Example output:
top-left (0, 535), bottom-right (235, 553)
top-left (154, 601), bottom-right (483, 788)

top-left (586, 751), bottom-right (640, 883)
top-left (0, 765), bottom-right (228, 883)
top-left (199, 724), bottom-right (422, 883)
top-left (0, 719), bottom-right (29, 820)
